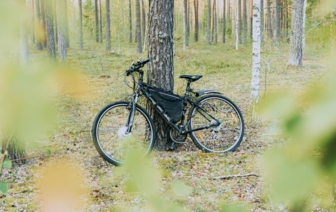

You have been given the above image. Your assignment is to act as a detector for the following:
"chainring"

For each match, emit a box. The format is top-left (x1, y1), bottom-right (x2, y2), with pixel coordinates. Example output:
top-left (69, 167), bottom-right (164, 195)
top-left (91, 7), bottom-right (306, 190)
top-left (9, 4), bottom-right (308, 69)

top-left (169, 128), bottom-right (187, 143)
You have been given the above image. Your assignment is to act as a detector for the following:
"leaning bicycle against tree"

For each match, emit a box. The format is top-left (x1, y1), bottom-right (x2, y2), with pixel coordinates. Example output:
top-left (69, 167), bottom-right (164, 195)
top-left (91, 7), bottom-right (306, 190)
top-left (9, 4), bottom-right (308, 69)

top-left (92, 58), bottom-right (244, 166)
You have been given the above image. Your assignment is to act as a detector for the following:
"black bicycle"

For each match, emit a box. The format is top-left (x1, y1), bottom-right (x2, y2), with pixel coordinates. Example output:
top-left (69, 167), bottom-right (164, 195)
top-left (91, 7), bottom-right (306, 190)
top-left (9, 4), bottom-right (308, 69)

top-left (92, 58), bottom-right (244, 166)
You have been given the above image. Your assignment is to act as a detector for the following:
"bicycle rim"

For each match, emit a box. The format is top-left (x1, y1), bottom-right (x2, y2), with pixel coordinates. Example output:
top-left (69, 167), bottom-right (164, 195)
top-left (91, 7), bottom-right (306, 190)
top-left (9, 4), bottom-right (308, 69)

top-left (189, 95), bottom-right (244, 153)
top-left (92, 102), bottom-right (155, 165)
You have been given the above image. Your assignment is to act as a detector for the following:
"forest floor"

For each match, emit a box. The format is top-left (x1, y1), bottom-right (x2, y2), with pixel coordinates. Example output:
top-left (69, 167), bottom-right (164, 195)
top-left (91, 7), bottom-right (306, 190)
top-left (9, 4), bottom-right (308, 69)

top-left (0, 41), bottom-right (328, 211)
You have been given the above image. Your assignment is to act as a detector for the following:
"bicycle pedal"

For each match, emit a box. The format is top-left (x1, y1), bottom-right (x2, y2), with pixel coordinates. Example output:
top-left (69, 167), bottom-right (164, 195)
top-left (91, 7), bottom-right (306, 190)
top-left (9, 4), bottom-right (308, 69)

top-left (166, 142), bottom-right (175, 151)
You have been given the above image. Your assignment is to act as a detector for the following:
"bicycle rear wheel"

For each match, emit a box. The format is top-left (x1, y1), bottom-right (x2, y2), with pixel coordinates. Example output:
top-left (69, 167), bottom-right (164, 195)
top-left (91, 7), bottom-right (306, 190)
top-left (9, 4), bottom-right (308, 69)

top-left (188, 95), bottom-right (244, 153)
top-left (92, 101), bottom-right (156, 166)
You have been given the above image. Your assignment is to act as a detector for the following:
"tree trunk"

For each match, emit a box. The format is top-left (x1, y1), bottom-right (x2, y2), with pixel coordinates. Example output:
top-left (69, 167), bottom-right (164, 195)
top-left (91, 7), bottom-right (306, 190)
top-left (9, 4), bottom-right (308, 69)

top-left (129, 0), bottom-right (132, 43)
top-left (136, 0), bottom-right (142, 53)
top-left (30, 0), bottom-right (35, 43)
top-left (40, 0), bottom-right (47, 48)
top-left (273, 0), bottom-right (281, 43)
top-left (79, 0), bottom-right (83, 50)
top-left (242, 0), bottom-right (247, 43)
top-left (64, 0), bottom-right (69, 47)
top-left (148, 0), bottom-right (174, 150)
top-left (94, 0), bottom-right (99, 42)
top-left (237, 0), bottom-right (242, 44)
top-left (228, 0), bottom-right (231, 37)
top-left (58, 0), bottom-right (67, 61)
top-left (260, 0), bottom-right (264, 43)
top-left (53, 0), bottom-right (58, 43)
top-left (207, 0), bottom-right (211, 44)
top-left (251, 0), bottom-right (261, 119)
top-left (287, 0), bottom-right (305, 66)
top-left (35, 0), bottom-right (43, 50)
top-left (194, 0), bottom-right (199, 42)
top-left (266, 0), bottom-right (272, 39)
top-left (106, 0), bottom-right (111, 51)
top-left (222, 0), bottom-right (226, 43)
top-left (183, 0), bottom-right (188, 50)
top-left (46, 0), bottom-right (56, 59)
top-left (99, 0), bottom-right (103, 43)
top-left (141, 0), bottom-right (146, 47)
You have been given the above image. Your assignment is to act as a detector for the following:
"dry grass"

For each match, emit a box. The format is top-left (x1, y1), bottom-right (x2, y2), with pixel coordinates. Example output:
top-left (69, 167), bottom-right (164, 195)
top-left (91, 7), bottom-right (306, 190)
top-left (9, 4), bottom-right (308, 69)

top-left (0, 39), bottom-right (328, 211)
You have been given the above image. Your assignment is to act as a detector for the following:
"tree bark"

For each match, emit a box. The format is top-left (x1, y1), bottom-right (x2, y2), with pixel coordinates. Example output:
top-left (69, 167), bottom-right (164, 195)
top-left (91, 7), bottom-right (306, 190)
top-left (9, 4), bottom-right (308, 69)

top-left (129, 0), bottom-right (132, 43)
top-left (79, 0), bottom-right (83, 50)
top-left (46, 0), bottom-right (56, 59)
top-left (136, 0), bottom-right (142, 53)
top-left (94, 0), bottom-right (99, 42)
top-left (207, 0), bottom-right (211, 44)
top-left (58, 0), bottom-right (67, 61)
top-left (251, 0), bottom-right (261, 119)
top-left (35, 0), bottom-right (43, 50)
top-left (287, 0), bottom-right (305, 66)
top-left (193, 0), bottom-right (199, 42)
top-left (147, 0), bottom-right (174, 150)
top-left (237, 0), bottom-right (242, 44)
top-left (183, 0), bottom-right (189, 50)
top-left (273, 0), bottom-right (281, 43)
top-left (260, 0), bottom-right (264, 43)
top-left (243, 0), bottom-right (247, 43)
top-left (30, 0), bottom-right (35, 43)
top-left (99, 0), bottom-right (102, 43)
top-left (222, 0), bottom-right (226, 43)
top-left (64, 0), bottom-right (69, 47)
top-left (266, 0), bottom-right (272, 39)
top-left (106, 0), bottom-right (111, 51)
top-left (141, 0), bottom-right (146, 46)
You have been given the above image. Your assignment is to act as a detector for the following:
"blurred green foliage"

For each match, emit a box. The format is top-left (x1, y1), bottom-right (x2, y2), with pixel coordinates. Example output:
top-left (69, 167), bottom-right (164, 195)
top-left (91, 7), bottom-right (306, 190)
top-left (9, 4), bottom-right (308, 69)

top-left (260, 0), bottom-right (336, 207)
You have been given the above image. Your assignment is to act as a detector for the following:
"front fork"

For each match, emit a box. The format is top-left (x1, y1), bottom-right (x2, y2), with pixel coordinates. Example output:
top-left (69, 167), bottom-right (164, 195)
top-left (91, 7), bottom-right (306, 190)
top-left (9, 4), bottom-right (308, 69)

top-left (126, 93), bottom-right (139, 134)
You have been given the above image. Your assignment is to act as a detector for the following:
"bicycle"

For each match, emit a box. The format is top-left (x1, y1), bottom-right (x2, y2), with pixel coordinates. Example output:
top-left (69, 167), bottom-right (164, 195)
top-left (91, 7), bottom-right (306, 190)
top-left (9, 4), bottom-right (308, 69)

top-left (92, 58), bottom-right (244, 166)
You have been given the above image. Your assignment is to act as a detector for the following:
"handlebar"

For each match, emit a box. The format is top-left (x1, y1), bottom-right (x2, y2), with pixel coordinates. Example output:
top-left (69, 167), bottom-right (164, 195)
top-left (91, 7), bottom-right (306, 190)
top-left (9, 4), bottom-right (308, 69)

top-left (126, 58), bottom-right (151, 76)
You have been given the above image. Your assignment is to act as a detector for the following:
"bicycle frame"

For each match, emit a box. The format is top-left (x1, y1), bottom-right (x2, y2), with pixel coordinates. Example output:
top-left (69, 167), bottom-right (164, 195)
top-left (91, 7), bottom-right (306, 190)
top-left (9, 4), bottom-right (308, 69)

top-left (127, 70), bottom-right (221, 136)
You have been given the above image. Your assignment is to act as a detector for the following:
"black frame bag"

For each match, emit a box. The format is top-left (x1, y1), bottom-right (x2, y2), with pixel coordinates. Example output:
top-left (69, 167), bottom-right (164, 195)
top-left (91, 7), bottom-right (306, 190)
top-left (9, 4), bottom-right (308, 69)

top-left (147, 87), bottom-right (183, 123)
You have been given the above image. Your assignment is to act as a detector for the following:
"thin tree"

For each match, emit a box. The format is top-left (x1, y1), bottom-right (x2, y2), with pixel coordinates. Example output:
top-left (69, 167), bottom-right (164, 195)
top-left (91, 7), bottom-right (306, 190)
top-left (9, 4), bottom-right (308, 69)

top-left (273, 0), bottom-right (281, 43)
top-left (94, 0), bottom-right (99, 42)
top-left (53, 0), bottom-right (58, 43)
top-left (106, 0), bottom-right (111, 51)
top-left (260, 0), bottom-right (264, 43)
top-left (237, 0), bottom-right (242, 44)
top-left (207, 0), bottom-right (211, 44)
top-left (58, 0), bottom-right (67, 61)
top-left (136, 0), bottom-right (142, 53)
top-left (212, 0), bottom-right (217, 43)
top-left (79, 0), bottom-right (83, 50)
top-left (242, 0), bottom-right (247, 43)
top-left (35, 0), bottom-right (43, 50)
top-left (194, 0), bottom-right (199, 42)
top-left (148, 0), bottom-right (174, 150)
top-left (46, 0), bottom-right (56, 59)
top-left (183, 0), bottom-right (188, 50)
top-left (64, 0), bottom-right (69, 47)
top-left (251, 0), bottom-right (261, 119)
top-left (266, 0), bottom-right (272, 39)
top-left (129, 0), bottom-right (132, 43)
top-left (141, 0), bottom-right (146, 46)
top-left (30, 0), bottom-right (35, 43)
top-left (287, 0), bottom-right (305, 66)
top-left (222, 0), bottom-right (226, 43)
top-left (99, 0), bottom-right (103, 43)
top-left (40, 0), bottom-right (47, 48)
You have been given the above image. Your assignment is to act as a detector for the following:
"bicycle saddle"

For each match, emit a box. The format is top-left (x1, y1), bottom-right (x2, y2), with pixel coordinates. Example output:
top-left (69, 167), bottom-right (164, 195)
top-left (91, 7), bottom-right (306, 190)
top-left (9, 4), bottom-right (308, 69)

top-left (179, 75), bottom-right (203, 82)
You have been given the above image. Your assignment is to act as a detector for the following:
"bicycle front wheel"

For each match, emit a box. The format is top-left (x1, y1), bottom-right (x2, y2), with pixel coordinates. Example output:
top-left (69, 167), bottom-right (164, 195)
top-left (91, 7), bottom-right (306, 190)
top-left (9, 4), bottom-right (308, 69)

top-left (92, 101), bottom-right (156, 166)
top-left (188, 95), bottom-right (244, 153)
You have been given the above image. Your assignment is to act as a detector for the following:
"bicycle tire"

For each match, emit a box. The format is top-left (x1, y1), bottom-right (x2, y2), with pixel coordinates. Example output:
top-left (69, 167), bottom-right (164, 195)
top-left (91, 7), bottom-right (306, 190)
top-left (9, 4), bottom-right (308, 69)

top-left (188, 95), bottom-right (244, 153)
top-left (92, 101), bottom-right (156, 166)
